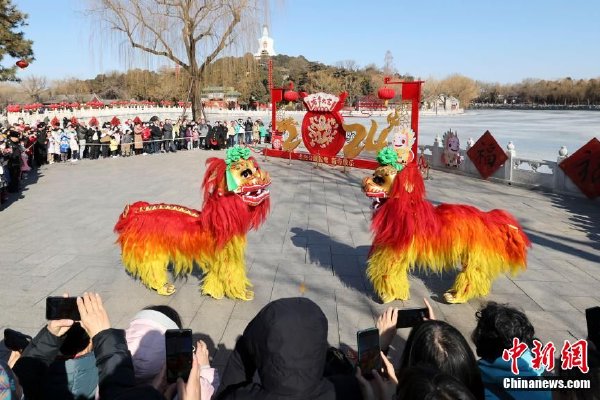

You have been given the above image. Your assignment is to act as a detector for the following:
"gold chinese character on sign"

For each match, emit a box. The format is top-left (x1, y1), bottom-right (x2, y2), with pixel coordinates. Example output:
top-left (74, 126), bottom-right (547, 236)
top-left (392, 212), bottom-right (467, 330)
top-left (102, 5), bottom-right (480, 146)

top-left (278, 118), bottom-right (302, 152)
top-left (342, 109), bottom-right (401, 159)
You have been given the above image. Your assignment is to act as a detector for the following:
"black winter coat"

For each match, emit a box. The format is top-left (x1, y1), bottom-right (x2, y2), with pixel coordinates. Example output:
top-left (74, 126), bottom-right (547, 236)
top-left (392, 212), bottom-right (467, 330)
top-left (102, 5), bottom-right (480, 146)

top-left (216, 297), bottom-right (361, 400)
top-left (92, 328), bottom-right (164, 400)
top-left (5, 139), bottom-right (22, 168)
top-left (13, 327), bottom-right (65, 400)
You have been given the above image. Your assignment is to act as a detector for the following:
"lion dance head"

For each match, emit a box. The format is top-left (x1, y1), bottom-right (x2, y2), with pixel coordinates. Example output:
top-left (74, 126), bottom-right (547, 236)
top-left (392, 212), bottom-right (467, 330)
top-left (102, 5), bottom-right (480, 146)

top-left (362, 147), bottom-right (425, 211)
top-left (202, 146), bottom-right (271, 244)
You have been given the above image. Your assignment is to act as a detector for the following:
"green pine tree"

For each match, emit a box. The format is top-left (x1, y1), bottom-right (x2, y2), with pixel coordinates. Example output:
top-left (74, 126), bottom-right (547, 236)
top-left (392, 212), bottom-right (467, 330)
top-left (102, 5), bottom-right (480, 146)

top-left (0, 0), bottom-right (34, 81)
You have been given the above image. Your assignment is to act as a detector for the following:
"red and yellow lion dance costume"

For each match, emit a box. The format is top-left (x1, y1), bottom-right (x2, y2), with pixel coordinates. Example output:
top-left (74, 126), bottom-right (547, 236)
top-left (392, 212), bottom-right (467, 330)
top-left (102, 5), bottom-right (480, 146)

top-left (362, 148), bottom-right (530, 304)
top-left (114, 147), bottom-right (271, 300)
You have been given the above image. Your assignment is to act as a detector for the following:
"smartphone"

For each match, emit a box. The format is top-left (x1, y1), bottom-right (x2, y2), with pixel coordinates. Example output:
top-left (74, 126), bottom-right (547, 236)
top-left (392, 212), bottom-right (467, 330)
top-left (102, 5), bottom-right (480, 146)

top-left (396, 307), bottom-right (429, 329)
top-left (46, 297), bottom-right (81, 321)
top-left (3, 329), bottom-right (32, 352)
top-left (357, 327), bottom-right (381, 379)
top-left (585, 306), bottom-right (600, 347)
top-left (166, 329), bottom-right (193, 384)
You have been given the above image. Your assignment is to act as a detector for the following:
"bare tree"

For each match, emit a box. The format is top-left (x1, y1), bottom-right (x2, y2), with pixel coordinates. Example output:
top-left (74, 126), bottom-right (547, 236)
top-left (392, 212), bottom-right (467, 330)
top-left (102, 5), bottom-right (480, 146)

top-left (87, 0), bottom-right (261, 120)
top-left (335, 59), bottom-right (359, 71)
top-left (21, 75), bottom-right (47, 102)
top-left (440, 74), bottom-right (480, 109)
top-left (383, 50), bottom-right (395, 76)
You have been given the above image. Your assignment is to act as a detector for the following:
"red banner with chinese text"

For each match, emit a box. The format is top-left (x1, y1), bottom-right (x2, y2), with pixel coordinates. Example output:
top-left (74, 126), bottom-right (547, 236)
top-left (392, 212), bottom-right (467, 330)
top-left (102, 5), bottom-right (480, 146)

top-left (559, 138), bottom-right (600, 199)
top-left (467, 131), bottom-right (508, 179)
top-left (263, 149), bottom-right (379, 170)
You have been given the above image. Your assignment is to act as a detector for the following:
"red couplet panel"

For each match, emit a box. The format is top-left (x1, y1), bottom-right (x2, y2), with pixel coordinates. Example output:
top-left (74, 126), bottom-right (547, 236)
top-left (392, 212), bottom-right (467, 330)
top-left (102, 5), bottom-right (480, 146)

top-left (559, 138), bottom-right (600, 199)
top-left (467, 131), bottom-right (508, 179)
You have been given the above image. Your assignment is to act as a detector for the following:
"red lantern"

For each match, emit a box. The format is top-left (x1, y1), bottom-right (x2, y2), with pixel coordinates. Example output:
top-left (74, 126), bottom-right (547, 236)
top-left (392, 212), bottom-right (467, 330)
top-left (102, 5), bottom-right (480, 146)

top-left (50, 116), bottom-right (60, 127)
top-left (111, 116), bottom-right (121, 127)
top-left (377, 87), bottom-right (395, 107)
top-left (89, 117), bottom-right (99, 127)
top-left (284, 90), bottom-right (299, 103)
top-left (299, 91), bottom-right (308, 99)
top-left (16, 59), bottom-right (29, 69)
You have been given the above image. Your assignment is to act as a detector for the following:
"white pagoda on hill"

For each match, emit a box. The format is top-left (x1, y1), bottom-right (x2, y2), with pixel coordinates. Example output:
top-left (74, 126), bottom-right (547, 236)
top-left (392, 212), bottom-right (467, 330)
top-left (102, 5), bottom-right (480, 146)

top-left (254, 25), bottom-right (276, 59)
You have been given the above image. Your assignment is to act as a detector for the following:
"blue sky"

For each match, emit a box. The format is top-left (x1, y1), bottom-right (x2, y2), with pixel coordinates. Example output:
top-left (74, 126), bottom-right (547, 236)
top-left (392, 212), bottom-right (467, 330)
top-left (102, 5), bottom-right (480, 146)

top-left (11, 0), bottom-right (600, 84)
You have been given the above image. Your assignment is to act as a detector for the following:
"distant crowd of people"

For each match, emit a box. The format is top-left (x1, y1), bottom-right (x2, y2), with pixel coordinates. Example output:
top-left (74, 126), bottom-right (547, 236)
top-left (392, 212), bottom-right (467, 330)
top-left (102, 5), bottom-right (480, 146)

top-left (1, 295), bottom-right (598, 399)
top-left (0, 115), bottom-right (271, 204)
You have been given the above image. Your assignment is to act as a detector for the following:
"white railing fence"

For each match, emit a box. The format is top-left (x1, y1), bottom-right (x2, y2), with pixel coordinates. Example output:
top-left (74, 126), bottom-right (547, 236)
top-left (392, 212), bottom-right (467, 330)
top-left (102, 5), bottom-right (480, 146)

top-left (420, 137), bottom-right (593, 199)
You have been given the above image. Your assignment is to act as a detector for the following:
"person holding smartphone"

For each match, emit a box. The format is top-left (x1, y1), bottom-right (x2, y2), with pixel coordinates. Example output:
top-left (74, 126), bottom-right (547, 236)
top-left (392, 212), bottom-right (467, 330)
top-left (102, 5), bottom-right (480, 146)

top-left (12, 294), bottom-right (79, 399)
top-left (376, 298), bottom-right (436, 356)
top-left (124, 305), bottom-right (219, 398)
top-left (76, 292), bottom-right (213, 400)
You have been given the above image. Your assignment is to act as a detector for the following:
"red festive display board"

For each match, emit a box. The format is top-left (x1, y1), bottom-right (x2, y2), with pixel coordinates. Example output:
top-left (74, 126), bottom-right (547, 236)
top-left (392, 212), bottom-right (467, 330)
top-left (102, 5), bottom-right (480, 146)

top-left (263, 149), bottom-right (379, 169)
top-left (467, 131), bottom-right (508, 179)
top-left (300, 92), bottom-right (348, 157)
top-left (559, 138), bottom-right (600, 199)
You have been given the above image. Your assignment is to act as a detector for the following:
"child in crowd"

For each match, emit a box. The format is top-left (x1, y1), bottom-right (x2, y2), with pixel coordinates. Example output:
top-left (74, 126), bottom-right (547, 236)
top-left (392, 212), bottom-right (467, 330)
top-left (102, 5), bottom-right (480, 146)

top-left (121, 128), bottom-right (132, 156)
top-left (69, 131), bottom-right (80, 162)
top-left (109, 135), bottom-right (119, 157)
top-left (59, 130), bottom-right (70, 162)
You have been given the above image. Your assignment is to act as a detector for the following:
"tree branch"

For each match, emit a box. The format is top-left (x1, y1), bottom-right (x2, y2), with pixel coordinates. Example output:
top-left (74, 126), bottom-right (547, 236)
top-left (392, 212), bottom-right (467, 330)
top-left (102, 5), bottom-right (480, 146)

top-left (198, 3), bottom-right (242, 74)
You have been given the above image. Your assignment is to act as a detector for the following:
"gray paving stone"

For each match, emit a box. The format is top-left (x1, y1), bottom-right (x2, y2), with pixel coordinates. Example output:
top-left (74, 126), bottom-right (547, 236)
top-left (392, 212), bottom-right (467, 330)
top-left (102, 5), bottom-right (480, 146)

top-left (1, 150), bottom-right (598, 371)
top-left (564, 296), bottom-right (600, 313)
top-left (514, 281), bottom-right (580, 311)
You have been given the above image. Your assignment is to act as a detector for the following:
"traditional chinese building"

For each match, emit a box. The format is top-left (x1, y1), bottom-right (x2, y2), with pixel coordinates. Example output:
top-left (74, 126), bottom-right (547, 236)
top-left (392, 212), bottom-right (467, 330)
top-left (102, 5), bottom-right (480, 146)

top-left (254, 25), bottom-right (276, 59)
top-left (422, 94), bottom-right (461, 112)
top-left (200, 86), bottom-right (241, 109)
top-left (355, 95), bottom-right (386, 111)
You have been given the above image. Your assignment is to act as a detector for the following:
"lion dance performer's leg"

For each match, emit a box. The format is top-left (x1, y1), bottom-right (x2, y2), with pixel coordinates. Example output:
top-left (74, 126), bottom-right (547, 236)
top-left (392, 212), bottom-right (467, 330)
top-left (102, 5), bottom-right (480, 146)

top-left (367, 246), bottom-right (411, 303)
top-left (444, 263), bottom-right (492, 304)
top-left (443, 211), bottom-right (531, 304)
top-left (200, 236), bottom-right (253, 301)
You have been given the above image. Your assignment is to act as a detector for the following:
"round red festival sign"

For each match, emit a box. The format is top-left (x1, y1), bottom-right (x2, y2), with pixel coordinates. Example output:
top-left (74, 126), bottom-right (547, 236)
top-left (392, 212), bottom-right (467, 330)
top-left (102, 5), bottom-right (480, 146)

top-left (301, 92), bottom-right (347, 157)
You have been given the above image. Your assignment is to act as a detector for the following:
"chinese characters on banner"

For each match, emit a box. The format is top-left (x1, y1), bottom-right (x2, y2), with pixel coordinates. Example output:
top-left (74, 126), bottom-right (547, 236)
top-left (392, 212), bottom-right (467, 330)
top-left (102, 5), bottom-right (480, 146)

top-left (502, 338), bottom-right (589, 374)
top-left (559, 137), bottom-right (600, 199)
top-left (264, 149), bottom-right (379, 169)
top-left (467, 131), bottom-right (508, 179)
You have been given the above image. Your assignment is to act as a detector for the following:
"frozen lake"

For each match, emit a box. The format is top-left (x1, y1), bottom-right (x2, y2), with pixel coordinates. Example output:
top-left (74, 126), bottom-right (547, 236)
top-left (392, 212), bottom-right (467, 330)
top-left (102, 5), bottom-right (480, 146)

top-left (400, 109), bottom-right (599, 161)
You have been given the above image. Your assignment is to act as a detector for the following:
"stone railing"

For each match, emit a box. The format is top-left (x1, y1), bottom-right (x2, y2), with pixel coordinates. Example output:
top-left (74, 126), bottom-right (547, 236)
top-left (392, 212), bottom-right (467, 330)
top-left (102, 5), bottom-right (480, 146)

top-left (420, 136), bottom-right (589, 198)
top-left (5, 106), bottom-right (190, 125)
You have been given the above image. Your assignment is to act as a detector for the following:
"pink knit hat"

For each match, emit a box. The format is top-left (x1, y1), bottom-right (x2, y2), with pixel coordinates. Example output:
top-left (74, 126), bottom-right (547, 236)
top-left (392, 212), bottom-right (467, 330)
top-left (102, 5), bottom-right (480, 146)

top-left (125, 310), bottom-right (179, 385)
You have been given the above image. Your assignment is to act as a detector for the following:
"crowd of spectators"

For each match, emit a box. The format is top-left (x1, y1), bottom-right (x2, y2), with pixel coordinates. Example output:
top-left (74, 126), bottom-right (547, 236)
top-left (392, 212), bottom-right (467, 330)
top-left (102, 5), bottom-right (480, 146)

top-left (0, 115), bottom-right (270, 204)
top-left (1, 295), bottom-right (597, 399)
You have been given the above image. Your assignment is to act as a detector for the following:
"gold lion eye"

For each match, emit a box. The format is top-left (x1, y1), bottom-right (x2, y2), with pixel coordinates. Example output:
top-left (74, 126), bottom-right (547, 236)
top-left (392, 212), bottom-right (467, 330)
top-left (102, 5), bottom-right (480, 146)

top-left (241, 169), bottom-right (252, 178)
top-left (373, 176), bottom-right (385, 185)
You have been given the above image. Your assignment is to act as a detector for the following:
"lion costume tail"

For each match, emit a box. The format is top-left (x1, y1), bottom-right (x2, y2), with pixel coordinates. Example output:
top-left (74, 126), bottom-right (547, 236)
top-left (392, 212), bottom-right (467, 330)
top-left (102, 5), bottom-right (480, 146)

top-left (485, 209), bottom-right (531, 276)
top-left (114, 201), bottom-right (209, 290)
top-left (114, 201), bottom-right (252, 299)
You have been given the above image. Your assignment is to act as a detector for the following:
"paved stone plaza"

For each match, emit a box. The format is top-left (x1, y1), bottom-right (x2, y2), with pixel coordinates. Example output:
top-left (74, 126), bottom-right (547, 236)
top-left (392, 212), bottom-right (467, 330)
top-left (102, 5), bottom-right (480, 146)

top-left (1, 150), bottom-right (599, 370)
